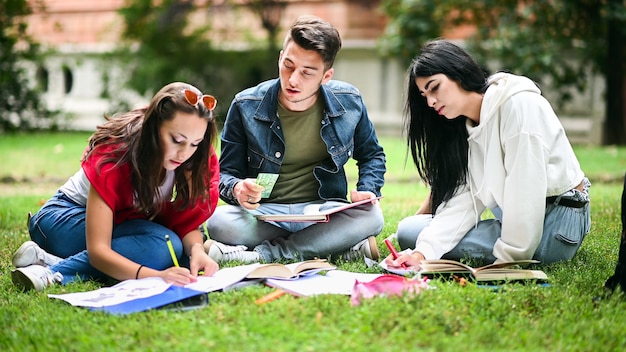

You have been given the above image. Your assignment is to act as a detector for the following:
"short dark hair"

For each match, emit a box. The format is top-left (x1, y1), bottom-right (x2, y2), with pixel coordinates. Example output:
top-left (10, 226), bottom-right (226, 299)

top-left (283, 15), bottom-right (342, 70)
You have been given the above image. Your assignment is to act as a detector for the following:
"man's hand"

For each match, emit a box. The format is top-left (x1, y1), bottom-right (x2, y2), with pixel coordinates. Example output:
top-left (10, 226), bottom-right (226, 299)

top-left (234, 179), bottom-right (264, 209)
top-left (349, 190), bottom-right (379, 204)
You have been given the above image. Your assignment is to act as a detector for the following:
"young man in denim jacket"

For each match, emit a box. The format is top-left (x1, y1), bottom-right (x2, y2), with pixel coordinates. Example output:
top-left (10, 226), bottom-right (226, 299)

top-left (204, 15), bottom-right (386, 264)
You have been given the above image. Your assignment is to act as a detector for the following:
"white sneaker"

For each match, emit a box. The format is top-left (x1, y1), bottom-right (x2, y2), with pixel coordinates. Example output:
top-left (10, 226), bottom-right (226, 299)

top-left (203, 239), bottom-right (260, 263)
top-left (341, 236), bottom-right (380, 261)
top-left (384, 232), bottom-right (398, 242)
top-left (11, 265), bottom-right (63, 291)
top-left (12, 241), bottom-right (63, 268)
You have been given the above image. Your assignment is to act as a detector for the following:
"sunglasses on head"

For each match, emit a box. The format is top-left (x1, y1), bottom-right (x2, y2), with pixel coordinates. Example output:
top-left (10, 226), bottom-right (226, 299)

top-left (182, 89), bottom-right (217, 111)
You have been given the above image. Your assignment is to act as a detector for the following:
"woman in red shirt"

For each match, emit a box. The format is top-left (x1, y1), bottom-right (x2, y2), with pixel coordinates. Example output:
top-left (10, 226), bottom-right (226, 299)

top-left (11, 82), bottom-right (221, 291)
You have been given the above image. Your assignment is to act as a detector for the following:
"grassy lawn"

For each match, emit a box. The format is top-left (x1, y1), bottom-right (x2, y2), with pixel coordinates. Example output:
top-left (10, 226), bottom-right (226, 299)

top-left (1, 132), bottom-right (626, 351)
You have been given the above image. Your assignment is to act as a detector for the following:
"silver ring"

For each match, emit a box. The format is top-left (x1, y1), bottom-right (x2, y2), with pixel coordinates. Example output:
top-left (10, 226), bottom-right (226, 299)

top-left (248, 196), bottom-right (253, 203)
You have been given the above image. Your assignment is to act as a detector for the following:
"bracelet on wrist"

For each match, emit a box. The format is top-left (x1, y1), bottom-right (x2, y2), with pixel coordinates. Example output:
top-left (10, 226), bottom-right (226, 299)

top-left (135, 264), bottom-right (144, 279)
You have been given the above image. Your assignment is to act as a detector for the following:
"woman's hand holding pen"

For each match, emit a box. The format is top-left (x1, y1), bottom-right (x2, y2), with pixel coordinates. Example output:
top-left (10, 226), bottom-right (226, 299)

top-left (160, 234), bottom-right (219, 286)
top-left (158, 254), bottom-right (218, 286)
top-left (384, 250), bottom-right (425, 270)
top-left (234, 179), bottom-right (264, 210)
top-left (159, 267), bottom-right (197, 286)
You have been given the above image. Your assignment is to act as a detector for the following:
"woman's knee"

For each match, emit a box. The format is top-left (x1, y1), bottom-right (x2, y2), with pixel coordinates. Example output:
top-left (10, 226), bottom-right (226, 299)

top-left (396, 214), bottom-right (432, 250)
top-left (29, 208), bottom-right (87, 257)
top-left (111, 222), bottom-right (177, 269)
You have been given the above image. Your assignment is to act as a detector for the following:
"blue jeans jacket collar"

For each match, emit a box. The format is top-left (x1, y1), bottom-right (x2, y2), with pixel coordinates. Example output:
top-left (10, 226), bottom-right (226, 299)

top-left (219, 78), bottom-right (386, 205)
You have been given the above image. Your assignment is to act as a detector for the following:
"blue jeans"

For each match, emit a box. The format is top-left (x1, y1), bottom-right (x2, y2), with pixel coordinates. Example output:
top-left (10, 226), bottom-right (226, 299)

top-left (206, 201), bottom-right (384, 262)
top-left (28, 191), bottom-right (187, 285)
top-left (396, 190), bottom-right (591, 264)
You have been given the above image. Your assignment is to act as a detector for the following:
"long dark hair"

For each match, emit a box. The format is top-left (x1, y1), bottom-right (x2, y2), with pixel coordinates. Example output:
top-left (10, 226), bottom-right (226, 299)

top-left (85, 82), bottom-right (218, 215)
top-left (405, 40), bottom-right (488, 213)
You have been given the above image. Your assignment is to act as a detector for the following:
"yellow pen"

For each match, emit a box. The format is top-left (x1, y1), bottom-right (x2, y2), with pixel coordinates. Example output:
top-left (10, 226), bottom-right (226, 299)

top-left (165, 235), bottom-right (179, 267)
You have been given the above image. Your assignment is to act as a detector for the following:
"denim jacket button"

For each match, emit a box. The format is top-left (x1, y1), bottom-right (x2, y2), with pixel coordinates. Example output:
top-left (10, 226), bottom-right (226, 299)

top-left (275, 151), bottom-right (282, 158)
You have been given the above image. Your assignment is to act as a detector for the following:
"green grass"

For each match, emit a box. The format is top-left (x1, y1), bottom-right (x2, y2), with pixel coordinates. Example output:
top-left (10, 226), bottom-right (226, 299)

top-left (1, 132), bottom-right (626, 351)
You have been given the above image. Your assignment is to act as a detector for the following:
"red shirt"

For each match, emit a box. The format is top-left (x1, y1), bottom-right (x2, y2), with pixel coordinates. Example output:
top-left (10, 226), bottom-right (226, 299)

top-left (82, 144), bottom-right (219, 239)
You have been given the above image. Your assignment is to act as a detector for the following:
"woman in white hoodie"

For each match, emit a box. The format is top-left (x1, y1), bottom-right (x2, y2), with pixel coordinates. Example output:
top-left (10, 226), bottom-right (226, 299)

top-left (385, 40), bottom-right (590, 269)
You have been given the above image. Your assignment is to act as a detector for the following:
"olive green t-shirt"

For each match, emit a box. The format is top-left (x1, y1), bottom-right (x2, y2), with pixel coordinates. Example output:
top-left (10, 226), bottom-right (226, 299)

top-left (269, 101), bottom-right (329, 203)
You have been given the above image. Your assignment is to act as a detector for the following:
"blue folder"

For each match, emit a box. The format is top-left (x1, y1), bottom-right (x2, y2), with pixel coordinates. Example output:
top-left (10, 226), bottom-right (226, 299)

top-left (90, 285), bottom-right (208, 315)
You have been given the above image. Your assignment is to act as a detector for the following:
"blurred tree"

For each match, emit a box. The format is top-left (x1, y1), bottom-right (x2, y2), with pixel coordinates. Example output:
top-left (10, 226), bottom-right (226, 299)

top-left (0, 0), bottom-right (56, 132)
top-left (115, 0), bottom-right (278, 120)
top-left (244, 0), bottom-right (286, 53)
top-left (380, 0), bottom-right (626, 145)
top-left (117, 0), bottom-right (216, 97)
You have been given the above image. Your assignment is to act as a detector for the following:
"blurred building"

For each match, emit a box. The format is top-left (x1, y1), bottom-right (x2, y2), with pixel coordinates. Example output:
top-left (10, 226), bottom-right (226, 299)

top-left (24, 0), bottom-right (600, 142)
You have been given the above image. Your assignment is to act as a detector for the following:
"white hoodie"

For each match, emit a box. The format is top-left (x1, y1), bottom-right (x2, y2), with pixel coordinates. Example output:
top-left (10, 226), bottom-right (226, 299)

top-left (414, 72), bottom-right (585, 263)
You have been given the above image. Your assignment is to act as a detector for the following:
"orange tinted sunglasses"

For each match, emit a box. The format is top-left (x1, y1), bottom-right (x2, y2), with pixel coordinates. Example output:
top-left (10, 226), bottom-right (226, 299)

top-left (182, 89), bottom-right (217, 111)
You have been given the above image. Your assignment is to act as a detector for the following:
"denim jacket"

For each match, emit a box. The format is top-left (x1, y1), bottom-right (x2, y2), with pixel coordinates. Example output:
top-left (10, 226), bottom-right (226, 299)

top-left (218, 78), bottom-right (386, 205)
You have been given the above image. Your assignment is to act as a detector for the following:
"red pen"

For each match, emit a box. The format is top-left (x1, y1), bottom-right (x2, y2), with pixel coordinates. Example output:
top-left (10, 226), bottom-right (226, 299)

top-left (384, 238), bottom-right (408, 269)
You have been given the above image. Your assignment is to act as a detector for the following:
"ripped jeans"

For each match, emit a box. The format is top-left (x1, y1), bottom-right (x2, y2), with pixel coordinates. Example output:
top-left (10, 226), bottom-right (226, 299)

top-left (396, 178), bottom-right (591, 264)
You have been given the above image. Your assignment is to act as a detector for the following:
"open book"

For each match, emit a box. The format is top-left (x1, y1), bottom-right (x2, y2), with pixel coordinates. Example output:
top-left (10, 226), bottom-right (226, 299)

top-left (246, 259), bottom-right (336, 280)
top-left (265, 270), bottom-right (384, 297)
top-left (256, 196), bottom-right (382, 222)
top-left (419, 259), bottom-right (547, 282)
